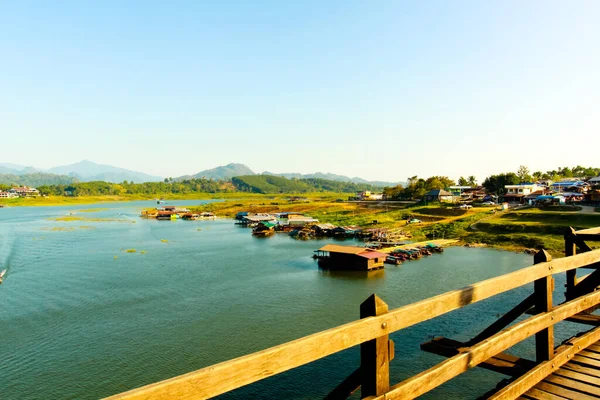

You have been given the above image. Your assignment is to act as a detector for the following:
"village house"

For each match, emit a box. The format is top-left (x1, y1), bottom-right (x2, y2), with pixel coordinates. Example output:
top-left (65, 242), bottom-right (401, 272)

top-left (503, 183), bottom-right (543, 203)
top-left (0, 191), bottom-right (18, 198)
top-left (551, 179), bottom-right (589, 193)
top-left (424, 189), bottom-right (453, 203)
top-left (9, 186), bottom-right (39, 197)
top-left (587, 176), bottom-right (600, 186)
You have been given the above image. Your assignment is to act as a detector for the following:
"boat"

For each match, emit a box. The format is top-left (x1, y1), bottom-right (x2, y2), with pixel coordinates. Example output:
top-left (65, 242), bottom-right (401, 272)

top-left (0, 269), bottom-right (6, 283)
top-left (385, 256), bottom-right (403, 265)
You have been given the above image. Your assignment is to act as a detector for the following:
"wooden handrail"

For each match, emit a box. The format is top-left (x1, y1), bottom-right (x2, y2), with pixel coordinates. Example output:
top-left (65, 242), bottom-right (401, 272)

top-left (371, 284), bottom-right (600, 400)
top-left (105, 248), bottom-right (600, 400)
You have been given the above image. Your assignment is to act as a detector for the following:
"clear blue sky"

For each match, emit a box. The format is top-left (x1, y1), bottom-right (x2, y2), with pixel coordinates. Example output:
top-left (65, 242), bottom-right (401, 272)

top-left (1, 1), bottom-right (599, 182)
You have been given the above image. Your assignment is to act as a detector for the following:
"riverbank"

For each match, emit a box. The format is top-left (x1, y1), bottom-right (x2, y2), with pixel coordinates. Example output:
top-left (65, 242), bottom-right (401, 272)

top-left (3, 193), bottom-right (597, 256)
top-left (192, 199), bottom-right (600, 256)
top-left (0, 192), bottom-right (345, 207)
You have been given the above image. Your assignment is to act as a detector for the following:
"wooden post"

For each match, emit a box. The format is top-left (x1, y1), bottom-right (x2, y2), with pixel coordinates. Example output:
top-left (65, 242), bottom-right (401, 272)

top-left (534, 250), bottom-right (554, 362)
top-left (360, 294), bottom-right (390, 397)
top-left (565, 227), bottom-right (577, 300)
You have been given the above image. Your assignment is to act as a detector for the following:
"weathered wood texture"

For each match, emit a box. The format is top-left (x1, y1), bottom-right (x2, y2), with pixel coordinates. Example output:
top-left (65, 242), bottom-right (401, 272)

top-left (534, 250), bottom-right (553, 362)
top-left (372, 288), bottom-right (600, 400)
top-left (360, 295), bottom-right (390, 397)
top-left (104, 246), bottom-right (600, 400)
top-left (488, 325), bottom-right (600, 399)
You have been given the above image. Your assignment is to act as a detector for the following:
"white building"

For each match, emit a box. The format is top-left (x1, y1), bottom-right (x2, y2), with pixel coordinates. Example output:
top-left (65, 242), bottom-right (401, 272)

top-left (9, 186), bottom-right (39, 197)
top-left (504, 183), bottom-right (543, 196)
top-left (0, 191), bottom-right (18, 198)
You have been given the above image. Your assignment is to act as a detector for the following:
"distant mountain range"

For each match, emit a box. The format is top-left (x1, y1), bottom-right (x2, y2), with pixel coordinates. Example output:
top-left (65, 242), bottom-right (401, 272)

top-left (179, 163), bottom-right (403, 187)
top-left (176, 163), bottom-right (255, 181)
top-left (0, 161), bottom-right (402, 187)
top-left (48, 160), bottom-right (162, 183)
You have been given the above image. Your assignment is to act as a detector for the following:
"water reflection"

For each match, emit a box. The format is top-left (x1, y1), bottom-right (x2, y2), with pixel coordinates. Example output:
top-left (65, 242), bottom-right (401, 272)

top-left (318, 268), bottom-right (385, 280)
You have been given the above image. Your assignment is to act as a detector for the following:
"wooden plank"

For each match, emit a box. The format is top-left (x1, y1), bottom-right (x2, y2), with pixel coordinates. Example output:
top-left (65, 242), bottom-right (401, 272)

top-left (360, 294), bottom-right (390, 396)
top-left (534, 250), bottom-right (554, 362)
top-left (573, 355), bottom-right (600, 369)
top-left (535, 381), bottom-right (598, 400)
top-left (105, 249), bottom-right (600, 400)
top-left (466, 293), bottom-right (536, 346)
top-left (577, 228), bottom-right (600, 236)
top-left (545, 374), bottom-right (600, 396)
top-left (554, 368), bottom-right (600, 389)
top-left (562, 362), bottom-right (600, 379)
top-left (565, 228), bottom-right (578, 300)
top-left (588, 344), bottom-right (600, 353)
top-left (373, 290), bottom-right (600, 400)
top-left (486, 325), bottom-right (600, 399)
top-left (580, 350), bottom-right (600, 361)
top-left (523, 387), bottom-right (569, 399)
top-left (566, 314), bottom-right (600, 326)
top-left (421, 337), bottom-right (535, 377)
top-left (324, 368), bottom-right (360, 400)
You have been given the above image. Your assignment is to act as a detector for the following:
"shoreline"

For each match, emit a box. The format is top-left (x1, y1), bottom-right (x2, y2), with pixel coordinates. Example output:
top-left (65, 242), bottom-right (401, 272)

top-left (3, 194), bottom-right (593, 257)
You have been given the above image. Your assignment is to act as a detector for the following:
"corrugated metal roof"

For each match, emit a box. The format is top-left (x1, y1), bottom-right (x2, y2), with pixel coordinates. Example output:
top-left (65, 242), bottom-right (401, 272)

top-left (318, 244), bottom-right (368, 254)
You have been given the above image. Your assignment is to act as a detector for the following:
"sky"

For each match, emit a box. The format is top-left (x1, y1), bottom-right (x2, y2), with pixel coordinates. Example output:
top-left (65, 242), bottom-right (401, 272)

top-left (1, 1), bottom-right (599, 182)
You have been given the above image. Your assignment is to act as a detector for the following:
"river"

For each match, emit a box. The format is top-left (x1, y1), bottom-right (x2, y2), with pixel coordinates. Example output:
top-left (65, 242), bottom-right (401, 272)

top-left (0, 201), bottom-right (584, 399)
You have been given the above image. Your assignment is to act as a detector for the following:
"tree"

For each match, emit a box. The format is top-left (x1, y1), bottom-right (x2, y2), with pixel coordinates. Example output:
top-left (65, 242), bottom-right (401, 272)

top-left (383, 184), bottom-right (404, 199)
top-left (458, 177), bottom-right (468, 186)
top-left (467, 176), bottom-right (477, 187)
top-left (482, 173), bottom-right (520, 195)
top-left (517, 165), bottom-right (532, 183)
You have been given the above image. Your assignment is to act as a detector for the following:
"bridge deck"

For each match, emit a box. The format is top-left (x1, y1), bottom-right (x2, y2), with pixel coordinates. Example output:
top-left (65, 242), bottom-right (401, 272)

top-left (520, 343), bottom-right (600, 399)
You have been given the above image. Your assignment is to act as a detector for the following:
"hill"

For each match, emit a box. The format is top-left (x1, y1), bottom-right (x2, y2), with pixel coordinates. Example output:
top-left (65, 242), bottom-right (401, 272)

top-left (231, 175), bottom-right (381, 194)
top-left (0, 173), bottom-right (76, 186)
top-left (178, 163), bottom-right (255, 180)
top-left (48, 160), bottom-right (162, 183)
top-left (261, 171), bottom-right (403, 187)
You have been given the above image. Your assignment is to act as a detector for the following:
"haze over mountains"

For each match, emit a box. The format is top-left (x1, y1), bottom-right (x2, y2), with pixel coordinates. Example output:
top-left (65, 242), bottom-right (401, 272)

top-left (0, 161), bottom-right (403, 187)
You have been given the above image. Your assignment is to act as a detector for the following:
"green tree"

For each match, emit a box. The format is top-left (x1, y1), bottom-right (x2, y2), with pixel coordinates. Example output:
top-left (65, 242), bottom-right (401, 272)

top-left (467, 176), bottom-right (477, 186)
top-left (517, 165), bottom-right (532, 183)
top-left (458, 177), bottom-right (468, 186)
top-left (482, 173), bottom-right (520, 195)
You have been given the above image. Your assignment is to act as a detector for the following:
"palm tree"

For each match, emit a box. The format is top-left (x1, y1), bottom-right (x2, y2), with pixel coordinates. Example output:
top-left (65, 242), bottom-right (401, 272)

top-left (467, 176), bottom-right (477, 187)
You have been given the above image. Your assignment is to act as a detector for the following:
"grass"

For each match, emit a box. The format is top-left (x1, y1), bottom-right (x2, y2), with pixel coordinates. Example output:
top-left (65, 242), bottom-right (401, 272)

top-left (125, 249), bottom-right (137, 253)
top-left (460, 208), bottom-right (600, 255)
top-left (0, 192), bottom-right (349, 207)
top-left (596, 207), bottom-right (600, 213)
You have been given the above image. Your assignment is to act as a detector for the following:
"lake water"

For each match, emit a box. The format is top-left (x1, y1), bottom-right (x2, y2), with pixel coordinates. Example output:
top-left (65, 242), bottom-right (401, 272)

top-left (0, 201), bottom-right (585, 399)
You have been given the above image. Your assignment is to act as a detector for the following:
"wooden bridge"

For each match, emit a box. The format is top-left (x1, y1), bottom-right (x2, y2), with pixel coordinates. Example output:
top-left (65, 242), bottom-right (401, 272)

top-left (106, 227), bottom-right (600, 399)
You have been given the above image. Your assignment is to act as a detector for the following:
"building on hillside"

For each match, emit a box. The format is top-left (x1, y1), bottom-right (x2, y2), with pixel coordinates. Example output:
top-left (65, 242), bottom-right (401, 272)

top-left (587, 176), bottom-right (600, 186)
top-left (9, 186), bottom-right (39, 197)
top-left (0, 191), bottom-right (18, 198)
top-left (505, 183), bottom-right (542, 196)
top-left (551, 179), bottom-right (589, 193)
top-left (314, 244), bottom-right (387, 270)
top-left (369, 193), bottom-right (384, 200)
top-left (448, 186), bottom-right (472, 197)
top-left (524, 190), bottom-right (548, 205)
top-left (424, 189), bottom-right (453, 203)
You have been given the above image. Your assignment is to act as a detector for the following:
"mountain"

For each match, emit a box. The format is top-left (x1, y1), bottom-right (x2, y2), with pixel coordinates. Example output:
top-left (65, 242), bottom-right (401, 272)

top-left (261, 171), bottom-right (404, 188)
top-left (231, 175), bottom-right (380, 194)
top-left (178, 163), bottom-right (255, 181)
top-left (0, 163), bottom-right (39, 175)
top-left (47, 160), bottom-right (162, 183)
top-left (0, 173), bottom-right (76, 186)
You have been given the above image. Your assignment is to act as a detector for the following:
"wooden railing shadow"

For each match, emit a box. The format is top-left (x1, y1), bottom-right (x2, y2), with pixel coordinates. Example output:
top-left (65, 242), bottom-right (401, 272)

top-left (105, 227), bottom-right (600, 400)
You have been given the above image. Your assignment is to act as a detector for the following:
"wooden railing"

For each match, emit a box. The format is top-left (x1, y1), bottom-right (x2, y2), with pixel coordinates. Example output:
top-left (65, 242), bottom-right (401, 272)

top-left (106, 227), bottom-right (600, 400)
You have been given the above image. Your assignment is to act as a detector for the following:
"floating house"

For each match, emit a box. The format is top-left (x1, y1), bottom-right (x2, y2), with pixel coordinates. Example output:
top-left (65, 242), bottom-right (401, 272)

top-left (314, 244), bottom-right (387, 270)
top-left (252, 222), bottom-right (277, 237)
